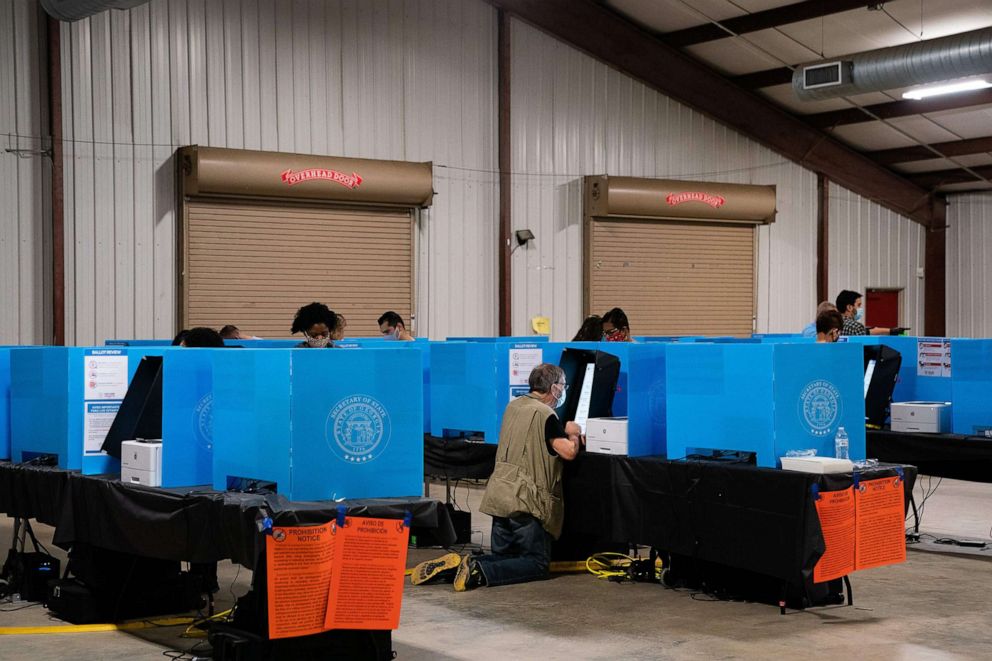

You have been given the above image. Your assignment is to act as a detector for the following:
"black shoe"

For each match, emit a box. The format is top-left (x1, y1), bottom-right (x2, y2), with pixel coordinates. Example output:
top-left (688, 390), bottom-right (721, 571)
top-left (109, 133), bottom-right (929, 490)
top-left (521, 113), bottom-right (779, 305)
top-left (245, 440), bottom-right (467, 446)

top-left (410, 553), bottom-right (461, 585)
top-left (453, 555), bottom-right (484, 592)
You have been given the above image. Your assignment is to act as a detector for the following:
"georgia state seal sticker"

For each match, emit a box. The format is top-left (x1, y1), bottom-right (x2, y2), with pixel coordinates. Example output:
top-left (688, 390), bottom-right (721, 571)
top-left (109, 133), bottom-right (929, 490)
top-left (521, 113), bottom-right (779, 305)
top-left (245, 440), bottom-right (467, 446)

top-left (193, 393), bottom-right (214, 450)
top-left (798, 379), bottom-right (841, 437)
top-left (325, 395), bottom-right (391, 463)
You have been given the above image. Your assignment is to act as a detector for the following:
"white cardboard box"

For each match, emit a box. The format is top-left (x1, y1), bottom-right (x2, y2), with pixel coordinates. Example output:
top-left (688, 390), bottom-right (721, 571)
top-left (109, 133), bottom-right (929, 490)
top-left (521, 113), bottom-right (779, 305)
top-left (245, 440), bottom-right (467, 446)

top-left (780, 456), bottom-right (854, 474)
top-left (586, 417), bottom-right (628, 455)
top-left (890, 401), bottom-right (951, 433)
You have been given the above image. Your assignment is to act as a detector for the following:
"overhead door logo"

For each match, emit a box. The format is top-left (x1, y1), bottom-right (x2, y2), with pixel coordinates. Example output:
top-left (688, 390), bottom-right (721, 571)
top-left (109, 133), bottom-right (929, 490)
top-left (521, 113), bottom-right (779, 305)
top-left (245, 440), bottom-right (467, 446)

top-left (326, 395), bottom-right (391, 463)
top-left (281, 167), bottom-right (363, 189)
top-left (798, 379), bottom-right (841, 437)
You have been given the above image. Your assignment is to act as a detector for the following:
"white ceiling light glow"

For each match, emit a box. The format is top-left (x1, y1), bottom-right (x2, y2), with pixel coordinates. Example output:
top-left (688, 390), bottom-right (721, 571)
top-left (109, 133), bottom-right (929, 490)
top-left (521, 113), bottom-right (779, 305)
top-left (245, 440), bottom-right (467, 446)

top-left (901, 79), bottom-right (992, 100)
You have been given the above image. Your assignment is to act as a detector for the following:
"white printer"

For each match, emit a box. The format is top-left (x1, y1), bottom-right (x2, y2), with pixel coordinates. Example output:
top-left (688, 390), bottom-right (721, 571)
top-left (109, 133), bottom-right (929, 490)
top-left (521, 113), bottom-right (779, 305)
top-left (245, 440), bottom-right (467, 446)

top-left (585, 417), bottom-right (628, 455)
top-left (890, 402), bottom-right (952, 433)
top-left (121, 439), bottom-right (163, 486)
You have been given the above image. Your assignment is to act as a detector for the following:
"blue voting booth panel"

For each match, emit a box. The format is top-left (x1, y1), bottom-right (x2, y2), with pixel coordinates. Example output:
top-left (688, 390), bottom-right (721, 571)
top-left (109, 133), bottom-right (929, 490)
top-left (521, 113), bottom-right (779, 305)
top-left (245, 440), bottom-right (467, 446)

top-left (950, 339), bottom-right (992, 435)
top-left (666, 343), bottom-right (865, 468)
top-left (212, 350), bottom-right (293, 494)
top-left (212, 348), bottom-right (423, 501)
top-left (430, 341), bottom-right (548, 442)
top-left (105, 339), bottom-right (174, 346)
top-left (541, 342), bottom-right (668, 457)
top-left (0, 348), bottom-right (11, 460)
top-left (11, 346), bottom-right (168, 474)
top-left (291, 349), bottom-right (423, 500)
top-left (843, 335), bottom-right (952, 403)
top-left (161, 349), bottom-right (219, 487)
top-left (334, 340), bottom-right (433, 434)
top-left (447, 336), bottom-right (549, 343)
top-left (222, 339), bottom-right (300, 348)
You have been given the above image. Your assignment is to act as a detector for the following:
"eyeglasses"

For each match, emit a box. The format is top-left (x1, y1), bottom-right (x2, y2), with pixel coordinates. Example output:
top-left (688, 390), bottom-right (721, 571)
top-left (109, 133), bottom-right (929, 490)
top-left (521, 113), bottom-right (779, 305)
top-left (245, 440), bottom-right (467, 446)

top-left (557, 382), bottom-right (569, 391)
top-left (603, 329), bottom-right (624, 339)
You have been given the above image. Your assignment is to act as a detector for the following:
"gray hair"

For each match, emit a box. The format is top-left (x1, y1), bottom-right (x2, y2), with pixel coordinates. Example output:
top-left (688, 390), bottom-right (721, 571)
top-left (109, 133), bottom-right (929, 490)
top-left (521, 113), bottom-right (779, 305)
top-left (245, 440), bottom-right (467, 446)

top-left (528, 363), bottom-right (564, 394)
top-left (816, 300), bottom-right (837, 315)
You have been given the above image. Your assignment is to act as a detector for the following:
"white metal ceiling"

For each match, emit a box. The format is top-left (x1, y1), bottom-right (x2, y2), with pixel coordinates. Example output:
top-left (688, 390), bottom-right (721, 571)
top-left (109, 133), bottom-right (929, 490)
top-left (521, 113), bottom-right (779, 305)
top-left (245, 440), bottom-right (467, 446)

top-left (605, 0), bottom-right (992, 191)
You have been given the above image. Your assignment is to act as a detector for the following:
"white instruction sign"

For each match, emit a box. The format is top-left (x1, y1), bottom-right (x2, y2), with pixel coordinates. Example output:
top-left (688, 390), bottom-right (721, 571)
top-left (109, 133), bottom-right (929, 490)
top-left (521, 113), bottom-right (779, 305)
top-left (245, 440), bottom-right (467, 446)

top-left (82, 350), bottom-right (130, 455)
top-left (509, 347), bottom-right (543, 386)
top-left (84, 402), bottom-right (122, 455)
top-left (917, 338), bottom-right (951, 378)
top-left (84, 352), bottom-right (129, 400)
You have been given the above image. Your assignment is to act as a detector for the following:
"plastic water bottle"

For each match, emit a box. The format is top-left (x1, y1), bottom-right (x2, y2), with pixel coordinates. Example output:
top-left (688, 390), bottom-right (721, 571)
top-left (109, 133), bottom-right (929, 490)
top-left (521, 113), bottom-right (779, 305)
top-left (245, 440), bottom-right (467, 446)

top-left (834, 426), bottom-right (849, 460)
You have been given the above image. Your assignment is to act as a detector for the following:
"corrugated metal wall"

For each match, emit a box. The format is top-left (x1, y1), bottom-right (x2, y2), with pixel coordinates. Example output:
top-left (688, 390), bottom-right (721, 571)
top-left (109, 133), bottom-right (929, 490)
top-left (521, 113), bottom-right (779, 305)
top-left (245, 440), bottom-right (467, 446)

top-left (0, 0), bottom-right (51, 345)
top-left (508, 19), bottom-right (818, 339)
top-left (60, 0), bottom-right (496, 344)
top-left (947, 193), bottom-right (992, 338)
top-left (828, 183), bottom-right (925, 332)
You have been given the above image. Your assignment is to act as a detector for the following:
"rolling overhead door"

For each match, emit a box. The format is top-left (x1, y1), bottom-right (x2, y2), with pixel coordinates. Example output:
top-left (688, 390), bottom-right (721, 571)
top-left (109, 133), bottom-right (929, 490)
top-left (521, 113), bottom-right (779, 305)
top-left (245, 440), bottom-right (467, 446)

top-left (584, 175), bottom-right (776, 337)
top-left (177, 146), bottom-right (433, 338)
top-left (184, 201), bottom-right (413, 339)
top-left (587, 218), bottom-right (756, 336)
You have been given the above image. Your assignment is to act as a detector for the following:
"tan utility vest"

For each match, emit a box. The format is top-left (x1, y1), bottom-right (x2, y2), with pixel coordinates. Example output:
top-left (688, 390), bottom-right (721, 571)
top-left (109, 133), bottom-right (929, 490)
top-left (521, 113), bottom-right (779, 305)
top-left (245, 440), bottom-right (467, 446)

top-left (480, 393), bottom-right (565, 539)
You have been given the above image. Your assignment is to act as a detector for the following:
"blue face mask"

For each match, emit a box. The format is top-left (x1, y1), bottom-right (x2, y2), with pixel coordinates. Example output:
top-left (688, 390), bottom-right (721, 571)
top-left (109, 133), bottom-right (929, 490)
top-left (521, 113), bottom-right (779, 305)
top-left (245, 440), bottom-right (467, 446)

top-left (554, 384), bottom-right (567, 409)
top-left (855, 307), bottom-right (865, 322)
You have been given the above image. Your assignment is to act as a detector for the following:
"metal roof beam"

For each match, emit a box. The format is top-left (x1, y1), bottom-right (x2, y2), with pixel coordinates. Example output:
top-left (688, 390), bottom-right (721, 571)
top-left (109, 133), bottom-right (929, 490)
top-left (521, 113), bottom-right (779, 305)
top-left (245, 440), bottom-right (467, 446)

top-left (869, 136), bottom-right (992, 165)
top-left (805, 89), bottom-right (992, 129)
top-left (663, 0), bottom-right (878, 48)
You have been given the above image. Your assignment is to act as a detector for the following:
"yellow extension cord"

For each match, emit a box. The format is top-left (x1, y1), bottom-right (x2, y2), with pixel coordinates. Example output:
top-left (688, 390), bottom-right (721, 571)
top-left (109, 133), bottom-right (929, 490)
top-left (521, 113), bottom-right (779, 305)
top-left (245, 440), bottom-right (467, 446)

top-left (0, 609), bottom-right (233, 637)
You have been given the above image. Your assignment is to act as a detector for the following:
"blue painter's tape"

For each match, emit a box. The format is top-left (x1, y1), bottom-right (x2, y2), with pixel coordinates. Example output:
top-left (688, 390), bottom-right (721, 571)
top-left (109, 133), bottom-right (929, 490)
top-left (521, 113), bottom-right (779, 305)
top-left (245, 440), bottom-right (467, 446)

top-left (336, 504), bottom-right (347, 528)
top-left (811, 483), bottom-right (820, 501)
top-left (403, 511), bottom-right (412, 529)
top-left (895, 466), bottom-right (904, 482)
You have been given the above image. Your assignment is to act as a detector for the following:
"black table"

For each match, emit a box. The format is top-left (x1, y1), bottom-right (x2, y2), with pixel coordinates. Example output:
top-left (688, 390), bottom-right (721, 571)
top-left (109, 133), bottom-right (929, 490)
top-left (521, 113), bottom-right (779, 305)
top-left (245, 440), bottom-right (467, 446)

top-left (559, 453), bottom-right (916, 608)
top-left (0, 461), bottom-right (455, 568)
top-left (868, 430), bottom-right (992, 483)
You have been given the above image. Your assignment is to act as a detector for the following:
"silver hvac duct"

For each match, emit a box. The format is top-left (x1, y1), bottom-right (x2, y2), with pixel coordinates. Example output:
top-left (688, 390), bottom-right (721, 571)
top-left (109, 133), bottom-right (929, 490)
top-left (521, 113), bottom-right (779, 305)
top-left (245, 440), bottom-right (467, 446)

top-left (41, 0), bottom-right (150, 22)
top-left (793, 26), bottom-right (992, 101)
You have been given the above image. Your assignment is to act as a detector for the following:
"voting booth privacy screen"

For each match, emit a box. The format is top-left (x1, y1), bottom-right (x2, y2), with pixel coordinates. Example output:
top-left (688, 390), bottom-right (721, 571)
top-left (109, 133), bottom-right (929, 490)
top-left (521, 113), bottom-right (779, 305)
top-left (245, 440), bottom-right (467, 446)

top-left (666, 343), bottom-right (866, 467)
top-left (10, 346), bottom-right (168, 474)
top-left (212, 348), bottom-right (423, 501)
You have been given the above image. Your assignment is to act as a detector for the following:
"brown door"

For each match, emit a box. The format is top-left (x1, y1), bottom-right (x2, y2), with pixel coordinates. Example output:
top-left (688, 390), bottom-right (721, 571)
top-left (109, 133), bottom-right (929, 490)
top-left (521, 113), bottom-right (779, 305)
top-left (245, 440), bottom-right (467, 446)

top-left (182, 199), bottom-right (413, 338)
top-left (586, 217), bottom-right (757, 336)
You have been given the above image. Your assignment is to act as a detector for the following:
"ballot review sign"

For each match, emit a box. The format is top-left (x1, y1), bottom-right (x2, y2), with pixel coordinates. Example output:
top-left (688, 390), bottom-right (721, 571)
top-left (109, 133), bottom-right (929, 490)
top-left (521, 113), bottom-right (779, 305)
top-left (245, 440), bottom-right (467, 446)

top-left (82, 349), bottom-right (129, 455)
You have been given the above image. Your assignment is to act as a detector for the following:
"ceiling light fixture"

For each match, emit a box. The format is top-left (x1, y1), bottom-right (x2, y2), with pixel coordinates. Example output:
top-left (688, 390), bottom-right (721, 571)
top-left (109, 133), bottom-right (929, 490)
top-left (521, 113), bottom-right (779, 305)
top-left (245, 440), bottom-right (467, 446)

top-left (902, 79), bottom-right (992, 100)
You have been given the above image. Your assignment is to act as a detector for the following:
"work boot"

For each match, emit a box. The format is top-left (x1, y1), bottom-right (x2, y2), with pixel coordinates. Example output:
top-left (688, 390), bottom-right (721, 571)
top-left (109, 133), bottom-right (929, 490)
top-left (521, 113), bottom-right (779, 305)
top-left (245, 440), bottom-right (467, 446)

top-left (410, 552), bottom-right (461, 585)
top-left (453, 554), bottom-right (485, 592)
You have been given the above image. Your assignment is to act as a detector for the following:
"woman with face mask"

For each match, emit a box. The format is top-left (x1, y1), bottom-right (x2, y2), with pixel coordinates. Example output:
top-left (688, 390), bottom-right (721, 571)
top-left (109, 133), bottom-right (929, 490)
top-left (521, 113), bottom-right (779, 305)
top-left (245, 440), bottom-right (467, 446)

top-left (601, 307), bottom-right (633, 342)
top-left (290, 302), bottom-right (339, 348)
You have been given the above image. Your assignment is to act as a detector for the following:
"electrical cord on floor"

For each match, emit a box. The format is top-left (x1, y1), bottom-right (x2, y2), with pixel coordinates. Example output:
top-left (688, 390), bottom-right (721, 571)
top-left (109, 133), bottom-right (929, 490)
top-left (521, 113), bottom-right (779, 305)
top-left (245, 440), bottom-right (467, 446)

top-left (585, 552), bottom-right (663, 583)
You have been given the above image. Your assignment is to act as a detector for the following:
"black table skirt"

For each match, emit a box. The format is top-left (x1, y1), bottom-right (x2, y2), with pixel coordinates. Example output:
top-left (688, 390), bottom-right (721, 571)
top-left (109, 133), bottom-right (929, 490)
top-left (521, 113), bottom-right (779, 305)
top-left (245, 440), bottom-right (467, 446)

top-left (0, 461), bottom-right (455, 569)
top-left (868, 430), bottom-right (992, 483)
top-left (560, 454), bottom-right (916, 587)
top-left (424, 435), bottom-right (497, 480)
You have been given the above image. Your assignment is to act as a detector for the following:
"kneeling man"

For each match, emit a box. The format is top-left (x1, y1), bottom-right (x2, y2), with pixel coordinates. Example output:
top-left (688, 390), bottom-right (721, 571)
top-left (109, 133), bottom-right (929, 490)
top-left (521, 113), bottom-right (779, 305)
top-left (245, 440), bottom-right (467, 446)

top-left (412, 363), bottom-right (584, 591)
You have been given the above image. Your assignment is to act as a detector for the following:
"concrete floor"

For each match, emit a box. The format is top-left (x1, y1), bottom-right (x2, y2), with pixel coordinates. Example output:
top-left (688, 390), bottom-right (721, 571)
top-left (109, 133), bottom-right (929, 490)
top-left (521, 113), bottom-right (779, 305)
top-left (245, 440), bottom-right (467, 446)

top-left (0, 476), bottom-right (989, 660)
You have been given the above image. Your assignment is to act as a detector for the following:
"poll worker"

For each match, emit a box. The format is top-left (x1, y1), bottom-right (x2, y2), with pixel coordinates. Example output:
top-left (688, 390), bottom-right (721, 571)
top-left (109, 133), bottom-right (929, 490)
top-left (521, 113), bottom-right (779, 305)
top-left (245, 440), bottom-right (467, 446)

top-left (815, 310), bottom-right (844, 343)
top-left (802, 301), bottom-right (837, 337)
top-left (291, 302), bottom-right (338, 348)
top-left (601, 307), bottom-right (633, 342)
top-left (410, 364), bottom-right (583, 591)
top-left (378, 311), bottom-right (415, 341)
top-left (572, 315), bottom-right (603, 342)
top-left (836, 290), bottom-right (906, 337)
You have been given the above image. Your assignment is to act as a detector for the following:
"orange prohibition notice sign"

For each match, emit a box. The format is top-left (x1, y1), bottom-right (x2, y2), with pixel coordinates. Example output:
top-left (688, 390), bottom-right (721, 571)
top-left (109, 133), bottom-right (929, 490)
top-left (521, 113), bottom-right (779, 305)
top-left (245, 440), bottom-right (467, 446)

top-left (265, 516), bottom-right (410, 640)
top-left (812, 475), bottom-right (906, 584)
